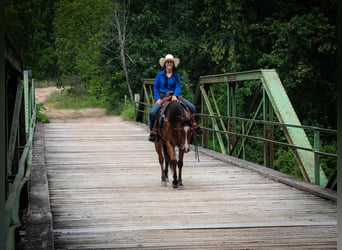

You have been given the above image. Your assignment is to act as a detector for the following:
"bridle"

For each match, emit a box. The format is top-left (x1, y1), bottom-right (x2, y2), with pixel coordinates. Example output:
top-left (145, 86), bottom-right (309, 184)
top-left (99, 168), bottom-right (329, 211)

top-left (160, 102), bottom-right (193, 152)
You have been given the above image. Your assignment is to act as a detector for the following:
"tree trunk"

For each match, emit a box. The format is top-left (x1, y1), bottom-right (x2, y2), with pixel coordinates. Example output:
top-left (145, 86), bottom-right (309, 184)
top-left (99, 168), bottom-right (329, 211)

top-left (113, 0), bottom-right (133, 101)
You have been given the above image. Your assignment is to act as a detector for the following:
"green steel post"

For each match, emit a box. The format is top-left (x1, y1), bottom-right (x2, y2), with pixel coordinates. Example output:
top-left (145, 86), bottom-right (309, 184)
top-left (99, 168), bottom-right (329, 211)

top-left (314, 130), bottom-right (320, 185)
top-left (230, 84), bottom-right (237, 155)
top-left (227, 84), bottom-right (230, 151)
top-left (31, 78), bottom-right (35, 109)
top-left (263, 88), bottom-right (267, 167)
top-left (242, 120), bottom-right (245, 160)
top-left (1, 4), bottom-right (5, 246)
top-left (269, 101), bottom-right (275, 169)
top-left (24, 71), bottom-right (29, 137)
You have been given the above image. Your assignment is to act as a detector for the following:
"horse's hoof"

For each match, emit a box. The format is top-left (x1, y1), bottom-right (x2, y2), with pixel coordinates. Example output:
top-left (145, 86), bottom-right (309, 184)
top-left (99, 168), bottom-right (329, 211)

top-left (161, 181), bottom-right (167, 186)
top-left (172, 180), bottom-right (178, 188)
top-left (178, 184), bottom-right (184, 190)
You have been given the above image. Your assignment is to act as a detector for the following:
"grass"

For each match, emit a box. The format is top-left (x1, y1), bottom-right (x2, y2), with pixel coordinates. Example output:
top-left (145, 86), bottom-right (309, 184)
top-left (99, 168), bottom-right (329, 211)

top-left (45, 90), bottom-right (105, 110)
top-left (121, 101), bottom-right (136, 121)
top-left (40, 87), bottom-right (137, 121)
top-left (36, 103), bottom-right (50, 123)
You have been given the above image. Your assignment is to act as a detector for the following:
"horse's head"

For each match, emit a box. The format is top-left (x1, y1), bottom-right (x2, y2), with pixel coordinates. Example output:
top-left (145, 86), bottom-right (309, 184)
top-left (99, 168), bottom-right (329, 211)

top-left (180, 117), bottom-right (193, 153)
top-left (167, 102), bottom-right (193, 153)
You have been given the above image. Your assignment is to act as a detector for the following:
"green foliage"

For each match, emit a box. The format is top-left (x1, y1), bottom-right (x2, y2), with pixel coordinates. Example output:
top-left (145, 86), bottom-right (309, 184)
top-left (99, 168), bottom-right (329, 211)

top-left (53, 0), bottom-right (112, 87)
top-left (5, 0), bottom-right (57, 79)
top-left (273, 147), bottom-right (303, 179)
top-left (199, 0), bottom-right (250, 72)
top-left (6, 0), bottom-right (336, 126)
top-left (320, 141), bottom-right (337, 178)
top-left (121, 101), bottom-right (136, 121)
top-left (36, 103), bottom-right (50, 123)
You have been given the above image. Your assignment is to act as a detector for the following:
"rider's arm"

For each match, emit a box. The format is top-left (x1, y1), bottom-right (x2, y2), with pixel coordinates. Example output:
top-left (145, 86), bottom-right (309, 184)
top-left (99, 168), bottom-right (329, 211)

top-left (153, 72), bottom-right (162, 100)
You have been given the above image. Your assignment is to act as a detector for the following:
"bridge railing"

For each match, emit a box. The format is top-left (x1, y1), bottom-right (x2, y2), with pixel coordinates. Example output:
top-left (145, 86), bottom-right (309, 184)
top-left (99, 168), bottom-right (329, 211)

top-left (4, 69), bottom-right (36, 248)
top-left (135, 79), bottom-right (154, 124)
top-left (198, 113), bottom-right (337, 189)
top-left (197, 69), bottom-right (336, 188)
top-left (135, 72), bottom-right (337, 189)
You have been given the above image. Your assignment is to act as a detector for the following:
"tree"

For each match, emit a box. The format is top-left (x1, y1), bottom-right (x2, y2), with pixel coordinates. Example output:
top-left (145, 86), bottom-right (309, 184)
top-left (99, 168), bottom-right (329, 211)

top-left (5, 0), bottom-right (57, 79)
top-left (252, 6), bottom-right (336, 126)
top-left (107, 0), bottom-right (133, 101)
top-left (53, 0), bottom-right (112, 90)
top-left (199, 0), bottom-right (250, 73)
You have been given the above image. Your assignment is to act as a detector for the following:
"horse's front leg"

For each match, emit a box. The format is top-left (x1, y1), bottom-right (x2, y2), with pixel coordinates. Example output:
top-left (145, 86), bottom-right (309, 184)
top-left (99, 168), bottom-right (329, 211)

top-left (155, 142), bottom-right (168, 185)
top-left (166, 143), bottom-right (178, 188)
top-left (162, 144), bottom-right (169, 183)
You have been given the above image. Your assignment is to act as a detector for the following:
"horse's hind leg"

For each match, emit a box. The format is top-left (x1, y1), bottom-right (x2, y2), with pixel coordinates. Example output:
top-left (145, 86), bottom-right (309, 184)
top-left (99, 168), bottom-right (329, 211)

top-left (177, 151), bottom-right (184, 189)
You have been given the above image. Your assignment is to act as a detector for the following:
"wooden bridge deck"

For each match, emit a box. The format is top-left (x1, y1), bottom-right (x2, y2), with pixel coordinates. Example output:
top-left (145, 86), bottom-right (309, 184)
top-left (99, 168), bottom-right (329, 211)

top-left (35, 117), bottom-right (336, 249)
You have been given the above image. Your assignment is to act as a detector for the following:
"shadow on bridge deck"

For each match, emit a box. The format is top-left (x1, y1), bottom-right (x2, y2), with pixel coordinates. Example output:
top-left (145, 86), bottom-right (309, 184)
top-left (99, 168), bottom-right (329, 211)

top-left (26, 118), bottom-right (336, 249)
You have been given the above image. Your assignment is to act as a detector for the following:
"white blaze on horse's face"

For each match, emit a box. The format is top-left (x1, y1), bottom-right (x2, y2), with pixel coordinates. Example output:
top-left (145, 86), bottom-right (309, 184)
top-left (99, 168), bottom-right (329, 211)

top-left (182, 126), bottom-right (191, 153)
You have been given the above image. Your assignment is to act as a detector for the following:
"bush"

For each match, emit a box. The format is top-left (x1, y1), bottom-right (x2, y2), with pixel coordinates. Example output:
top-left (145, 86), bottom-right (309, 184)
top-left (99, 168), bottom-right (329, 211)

top-left (121, 101), bottom-right (136, 121)
top-left (36, 103), bottom-right (50, 123)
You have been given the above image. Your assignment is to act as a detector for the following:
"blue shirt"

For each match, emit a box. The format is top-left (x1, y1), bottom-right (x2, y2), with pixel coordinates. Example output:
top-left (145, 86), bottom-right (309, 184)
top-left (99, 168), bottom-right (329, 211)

top-left (153, 70), bottom-right (181, 100)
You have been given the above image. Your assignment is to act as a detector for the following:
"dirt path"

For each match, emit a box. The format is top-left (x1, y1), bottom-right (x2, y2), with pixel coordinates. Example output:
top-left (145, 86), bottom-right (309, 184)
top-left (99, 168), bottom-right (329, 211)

top-left (35, 87), bottom-right (122, 123)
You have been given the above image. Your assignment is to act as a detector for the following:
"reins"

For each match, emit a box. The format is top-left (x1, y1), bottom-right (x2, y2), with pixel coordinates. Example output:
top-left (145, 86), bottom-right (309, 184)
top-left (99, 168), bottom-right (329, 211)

top-left (159, 101), bottom-right (200, 162)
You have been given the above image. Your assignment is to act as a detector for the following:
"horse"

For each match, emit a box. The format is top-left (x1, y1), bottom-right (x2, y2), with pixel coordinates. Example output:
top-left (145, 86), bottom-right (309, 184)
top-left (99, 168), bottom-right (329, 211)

top-left (154, 100), bottom-right (194, 189)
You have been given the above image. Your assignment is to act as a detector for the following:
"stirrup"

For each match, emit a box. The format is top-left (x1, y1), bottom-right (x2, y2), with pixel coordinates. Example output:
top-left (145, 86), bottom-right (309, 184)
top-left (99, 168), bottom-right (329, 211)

top-left (192, 122), bottom-right (204, 136)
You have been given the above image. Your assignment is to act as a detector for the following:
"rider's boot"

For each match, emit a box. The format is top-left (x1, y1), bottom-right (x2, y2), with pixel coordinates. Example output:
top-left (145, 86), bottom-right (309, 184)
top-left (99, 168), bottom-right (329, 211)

top-left (192, 115), bottom-right (204, 136)
top-left (148, 130), bottom-right (158, 142)
top-left (148, 120), bottom-right (158, 142)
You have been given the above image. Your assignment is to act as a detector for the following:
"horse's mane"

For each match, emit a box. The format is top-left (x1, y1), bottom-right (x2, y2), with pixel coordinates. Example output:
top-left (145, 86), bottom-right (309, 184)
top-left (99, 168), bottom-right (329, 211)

top-left (165, 101), bottom-right (192, 128)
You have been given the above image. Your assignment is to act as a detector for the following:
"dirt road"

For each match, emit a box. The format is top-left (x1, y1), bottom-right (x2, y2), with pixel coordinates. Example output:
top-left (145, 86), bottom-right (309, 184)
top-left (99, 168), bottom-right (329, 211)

top-left (35, 87), bottom-right (122, 123)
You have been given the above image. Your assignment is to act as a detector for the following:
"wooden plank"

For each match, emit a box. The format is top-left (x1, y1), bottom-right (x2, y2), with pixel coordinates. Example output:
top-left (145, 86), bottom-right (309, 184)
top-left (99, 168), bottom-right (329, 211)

top-left (42, 118), bottom-right (337, 249)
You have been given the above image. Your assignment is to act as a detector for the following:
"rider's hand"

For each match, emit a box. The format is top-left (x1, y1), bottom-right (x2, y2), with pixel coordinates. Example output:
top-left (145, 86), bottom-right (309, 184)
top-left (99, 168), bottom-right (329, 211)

top-left (171, 95), bottom-right (178, 101)
top-left (156, 99), bottom-right (162, 105)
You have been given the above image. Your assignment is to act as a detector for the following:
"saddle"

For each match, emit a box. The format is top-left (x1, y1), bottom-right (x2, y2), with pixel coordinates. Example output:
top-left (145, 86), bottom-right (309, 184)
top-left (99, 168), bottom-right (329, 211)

top-left (158, 98), bottom-right (188, 128)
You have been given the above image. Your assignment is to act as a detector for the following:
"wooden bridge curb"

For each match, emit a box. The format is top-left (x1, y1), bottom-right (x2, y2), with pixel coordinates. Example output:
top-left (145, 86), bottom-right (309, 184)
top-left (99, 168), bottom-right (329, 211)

top-left (198, 147), bottom-right (337, 202)
top-left (25, 123), bottom-right (54, 249)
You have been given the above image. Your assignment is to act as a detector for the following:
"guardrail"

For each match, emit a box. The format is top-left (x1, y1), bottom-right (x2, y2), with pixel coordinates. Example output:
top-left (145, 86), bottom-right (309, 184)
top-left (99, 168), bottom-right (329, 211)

top-left (4, 70), bottom-right (36, 249)
top-left (197, 113), bottom-right (337, 188)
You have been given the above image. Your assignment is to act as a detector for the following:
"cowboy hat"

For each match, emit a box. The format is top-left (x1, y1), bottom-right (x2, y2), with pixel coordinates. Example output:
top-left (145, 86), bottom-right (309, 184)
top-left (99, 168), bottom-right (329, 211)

top-left (159, 54), bottom-right (180, 68)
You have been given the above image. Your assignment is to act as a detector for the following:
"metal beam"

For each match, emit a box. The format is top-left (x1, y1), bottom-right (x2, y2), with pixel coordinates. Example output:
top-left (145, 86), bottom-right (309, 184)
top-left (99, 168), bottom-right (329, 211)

top-left (198, 69), bottom-right (329, 187)
top-left (200, 85), bottom-right (226, 154)
top-left (199, 70), bottom-right (263, 84)
top-left (260, 69), bottom-right (328, 186)
top-left (1, 4), bottom-right (6, 247)
top-left (7, 80), bottom-right (23, 176)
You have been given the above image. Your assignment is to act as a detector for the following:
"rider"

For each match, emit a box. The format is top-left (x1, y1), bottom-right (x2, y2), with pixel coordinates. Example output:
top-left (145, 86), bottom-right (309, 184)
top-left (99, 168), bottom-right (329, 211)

top-left (148, 54), bottom-right (204, 142)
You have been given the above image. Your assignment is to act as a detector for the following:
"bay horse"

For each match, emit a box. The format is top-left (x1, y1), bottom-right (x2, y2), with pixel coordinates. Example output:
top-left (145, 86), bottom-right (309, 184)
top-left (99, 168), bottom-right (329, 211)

top-left (154, 100), bottom-right (194, 189)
